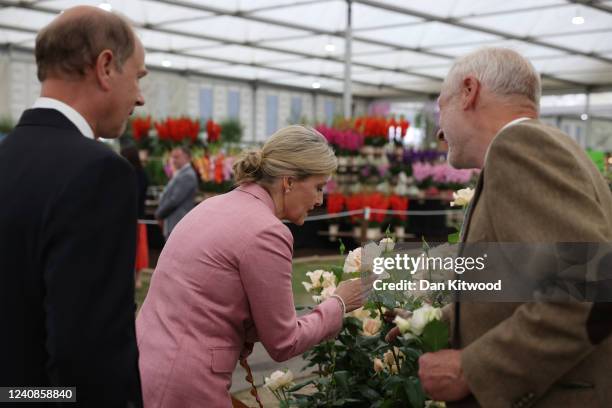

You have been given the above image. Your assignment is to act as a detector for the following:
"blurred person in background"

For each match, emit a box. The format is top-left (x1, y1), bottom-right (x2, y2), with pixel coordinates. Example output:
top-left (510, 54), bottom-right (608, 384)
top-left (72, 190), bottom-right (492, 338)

top-left (155, 146), bottom-right (198, 240)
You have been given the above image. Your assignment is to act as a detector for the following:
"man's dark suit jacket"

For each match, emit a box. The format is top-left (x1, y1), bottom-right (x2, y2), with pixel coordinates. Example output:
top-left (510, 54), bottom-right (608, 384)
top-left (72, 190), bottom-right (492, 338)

top-left (0, 108), bottom-right (143, 407)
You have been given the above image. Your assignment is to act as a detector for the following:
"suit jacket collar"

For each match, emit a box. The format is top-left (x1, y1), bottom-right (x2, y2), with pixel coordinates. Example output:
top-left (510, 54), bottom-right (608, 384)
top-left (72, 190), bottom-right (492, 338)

top-left (460, 170), bottom-right (484, 242)
top-left (16, 108), bottom-right (83, 136)
top-left (175, 163), bottom-right (193, 176)
top-left (237, 183), bottom-right (276, 215)
top-left (32, 97), bottom-right (94, 138)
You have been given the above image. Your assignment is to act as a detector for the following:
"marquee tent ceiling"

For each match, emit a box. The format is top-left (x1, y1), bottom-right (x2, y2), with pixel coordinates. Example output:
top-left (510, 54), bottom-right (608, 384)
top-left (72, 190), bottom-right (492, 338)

top-left (1, 0), bottom-right (611, 97)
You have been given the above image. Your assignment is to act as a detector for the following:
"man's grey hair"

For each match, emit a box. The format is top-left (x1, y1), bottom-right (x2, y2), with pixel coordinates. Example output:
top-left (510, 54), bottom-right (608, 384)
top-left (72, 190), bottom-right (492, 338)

top-left (443, 47), bottom-right (541, 107)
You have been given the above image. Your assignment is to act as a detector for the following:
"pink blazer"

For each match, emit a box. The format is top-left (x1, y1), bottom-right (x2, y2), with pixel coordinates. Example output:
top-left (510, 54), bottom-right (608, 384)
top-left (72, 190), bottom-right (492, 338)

top-left (136, 183), bottom-right (343, 407)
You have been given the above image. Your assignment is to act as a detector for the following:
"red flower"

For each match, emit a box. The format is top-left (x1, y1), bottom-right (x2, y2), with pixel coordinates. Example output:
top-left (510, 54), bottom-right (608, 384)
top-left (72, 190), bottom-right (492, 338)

top-left (345, 194), bottom-right (365, 222)
top-left (389, 195), bottom-right (409, 221)
top-left (155, 117), bottom-right (200, 144)
top-left (132, 116), bottom-right (151, 141)
top-left (364, 193), bottom-right (389, 223)
top-left (326, 193), bottom-right (345, 214)
top-left (206, 119), bottom-right (221, 143)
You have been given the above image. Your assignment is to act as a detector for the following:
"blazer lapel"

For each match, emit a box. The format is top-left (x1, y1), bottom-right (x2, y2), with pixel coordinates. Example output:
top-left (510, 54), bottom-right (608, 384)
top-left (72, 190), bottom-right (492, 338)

top-left (460, 170), bottom-right (485, 243)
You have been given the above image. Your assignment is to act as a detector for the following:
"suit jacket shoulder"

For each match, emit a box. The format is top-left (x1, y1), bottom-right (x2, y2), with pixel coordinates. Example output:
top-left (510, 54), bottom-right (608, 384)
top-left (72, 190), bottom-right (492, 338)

top-left (469, 119), bottom-right (612, 242)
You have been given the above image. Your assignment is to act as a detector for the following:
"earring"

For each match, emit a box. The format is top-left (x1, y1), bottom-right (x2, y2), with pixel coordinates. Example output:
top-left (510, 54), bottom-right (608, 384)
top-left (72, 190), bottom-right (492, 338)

top-left (285, 189), bottom-right (291, 194)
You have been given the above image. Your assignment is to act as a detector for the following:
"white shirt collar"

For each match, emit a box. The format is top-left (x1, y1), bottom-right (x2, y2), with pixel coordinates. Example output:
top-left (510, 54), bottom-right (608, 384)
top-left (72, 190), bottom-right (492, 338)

top-left (32, 97), bottom-right (95, 139)
top-left (498, 117), bottom-right (532, 134)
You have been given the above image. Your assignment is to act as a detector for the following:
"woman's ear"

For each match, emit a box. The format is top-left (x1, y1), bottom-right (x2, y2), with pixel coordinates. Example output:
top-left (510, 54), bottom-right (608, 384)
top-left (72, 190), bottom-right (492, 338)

top-left (282, 176), bottom-right (294, 193)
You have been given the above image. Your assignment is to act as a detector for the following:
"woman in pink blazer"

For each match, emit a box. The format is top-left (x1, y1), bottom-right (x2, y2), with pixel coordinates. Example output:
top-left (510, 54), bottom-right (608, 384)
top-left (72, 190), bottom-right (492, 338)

top-left (137, 126), bottom-right (371, 407)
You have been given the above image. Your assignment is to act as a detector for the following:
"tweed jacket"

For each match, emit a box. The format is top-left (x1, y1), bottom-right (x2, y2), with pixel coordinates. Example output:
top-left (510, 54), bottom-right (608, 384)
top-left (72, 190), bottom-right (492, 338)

top-left (447, 119), bottom-right (612, 408)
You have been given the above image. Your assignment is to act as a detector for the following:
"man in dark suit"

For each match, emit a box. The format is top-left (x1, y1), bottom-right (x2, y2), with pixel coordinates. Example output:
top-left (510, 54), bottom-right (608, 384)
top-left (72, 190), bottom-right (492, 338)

top-left (0, 6), bottom-right (147, 407)
top-left (417, 48), bottom-right (612, 407)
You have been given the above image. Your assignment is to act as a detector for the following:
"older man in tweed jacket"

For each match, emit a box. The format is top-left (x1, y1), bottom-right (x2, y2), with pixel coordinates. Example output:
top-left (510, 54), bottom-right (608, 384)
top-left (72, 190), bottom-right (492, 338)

top-left (419, 47), bottom-right (612, 408)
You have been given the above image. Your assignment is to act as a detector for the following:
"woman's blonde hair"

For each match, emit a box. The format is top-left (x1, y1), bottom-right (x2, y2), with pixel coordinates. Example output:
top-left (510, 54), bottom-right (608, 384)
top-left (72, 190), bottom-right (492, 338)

top-left (233, 125), bottom-right (337, 185)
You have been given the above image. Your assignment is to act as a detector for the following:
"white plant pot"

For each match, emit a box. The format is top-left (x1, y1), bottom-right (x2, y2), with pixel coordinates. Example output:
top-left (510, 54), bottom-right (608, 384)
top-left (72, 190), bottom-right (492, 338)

top-left (366, 227), bottom-right (380, 240)
top-left (361, 146), bottom-right (374, 155)
top-left (328, 224), bottom-right (339, 242)
top-left (353, 226), bottom-right (362, 239)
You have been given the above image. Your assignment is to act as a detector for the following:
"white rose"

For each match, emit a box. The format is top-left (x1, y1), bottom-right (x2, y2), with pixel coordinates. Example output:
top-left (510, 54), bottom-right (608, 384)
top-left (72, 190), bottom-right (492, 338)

top-left (343, 247), bottom-right (362, 274)
top-left (362, 317), bottom-right (382, 337)
top-left (305, 269), bottom-right (325, 289)
top-left (409, 304), bottom-right (442, 336)
top-left (383, 348), bottom-right (402, 374)
top-left (313, 283), bottom-right (336, 303)
top-left (373, 358), bottom-right (384, 373)
top-left (350, 307), bottom-right (372, 320)
top-left (302, 281), bottom-right (313, 293)
top-left (450, 188), bottom-right (474, 207)
top-left (264, 369), bottom-right (294, 391)
top-left (379, 237), bottom-right (395, 252)
top-left (393, 315), bottom-right (411, 334)
top-left (321, 271), bottom-right (337, 288)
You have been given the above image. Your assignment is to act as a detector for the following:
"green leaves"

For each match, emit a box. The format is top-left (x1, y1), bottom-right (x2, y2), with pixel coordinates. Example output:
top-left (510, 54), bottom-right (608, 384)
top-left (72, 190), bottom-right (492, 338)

top-left (331, 265), bottom-right (344, 286)
top-left (404, 377), bottom-right (426, 408)
top-left (421, 319), bottom-right (449, 352)
top-left (333, 371), bottom-right (350, 394)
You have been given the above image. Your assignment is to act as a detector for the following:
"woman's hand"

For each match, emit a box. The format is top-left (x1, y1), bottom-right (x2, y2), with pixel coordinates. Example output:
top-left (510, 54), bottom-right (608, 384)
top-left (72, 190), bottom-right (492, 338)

top-left (333, 276), bottom-right (376, 312)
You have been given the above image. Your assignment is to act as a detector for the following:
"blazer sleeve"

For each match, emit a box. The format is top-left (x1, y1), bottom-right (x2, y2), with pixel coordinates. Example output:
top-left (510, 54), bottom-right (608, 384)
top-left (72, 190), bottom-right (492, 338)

top-left (238, 222), bottom-right (344, 362)
top-left (42, 154), bottom-right (142, 407)
top-left (460, 127), bottom-right (608, 407)
top-left (155, 170), bottom-right (197, 219)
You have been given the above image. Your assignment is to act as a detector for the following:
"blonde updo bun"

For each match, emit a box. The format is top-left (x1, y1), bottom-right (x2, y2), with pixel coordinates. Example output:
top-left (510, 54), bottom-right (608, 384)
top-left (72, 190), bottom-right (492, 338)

top-left (233, 125), bottom-right (337, 185)
top-left (232, 149), bottom-right (264, 185)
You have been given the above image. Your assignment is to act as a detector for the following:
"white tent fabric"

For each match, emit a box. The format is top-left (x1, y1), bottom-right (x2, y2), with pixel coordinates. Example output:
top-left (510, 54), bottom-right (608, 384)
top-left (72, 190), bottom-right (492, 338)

top-left (0, 0), bottom-right (611, 97)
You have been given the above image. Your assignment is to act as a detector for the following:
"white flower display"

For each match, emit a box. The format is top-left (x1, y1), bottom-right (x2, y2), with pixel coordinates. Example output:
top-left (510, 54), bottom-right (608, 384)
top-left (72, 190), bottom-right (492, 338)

top-left (382, 347), bottom-right (403, 374)
top-left (362, 317), bottom-right (382, 337)
top-left (312, 283), bottom-right (336, 304)
top-left (393, 315), bottom-right (411, 334)
top-left (349, 307), bottom-right (372, 320)
top-left (343, 247), bottom-right (362, 273)
top-left (409, 304), bottom-right (443, 336)
top-left (379, 237), bottom-right (395, 252)
top-left (304, 269), bottom-right (324, 290)
top-left (321, 271), bottom-right (336, 288)
top-left (393, 304), bottom-right (443, 336)
top-left (264, 369), bottom-right (294, 391)
top-left (373, 358), bottom-right (384, 373)
top-left (450, 187), bottom-right (474, 207)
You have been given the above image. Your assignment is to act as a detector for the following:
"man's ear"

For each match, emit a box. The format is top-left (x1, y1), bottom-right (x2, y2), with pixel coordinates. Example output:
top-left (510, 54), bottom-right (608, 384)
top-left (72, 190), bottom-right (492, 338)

top-left (461, 76), bottom-right (480, 110)
top-left (94, 49), bottom-right (115, 91)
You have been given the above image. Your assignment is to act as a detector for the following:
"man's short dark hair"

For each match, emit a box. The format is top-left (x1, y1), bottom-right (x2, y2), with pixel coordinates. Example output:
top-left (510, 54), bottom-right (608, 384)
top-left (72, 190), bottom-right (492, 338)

top-left (35, 11), bottom-right (136, 81)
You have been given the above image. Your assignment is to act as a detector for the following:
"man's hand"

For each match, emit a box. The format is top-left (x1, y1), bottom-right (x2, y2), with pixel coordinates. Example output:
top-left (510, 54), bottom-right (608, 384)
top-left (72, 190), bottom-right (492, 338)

top-left (418, 349), bottom-right (471, 401)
